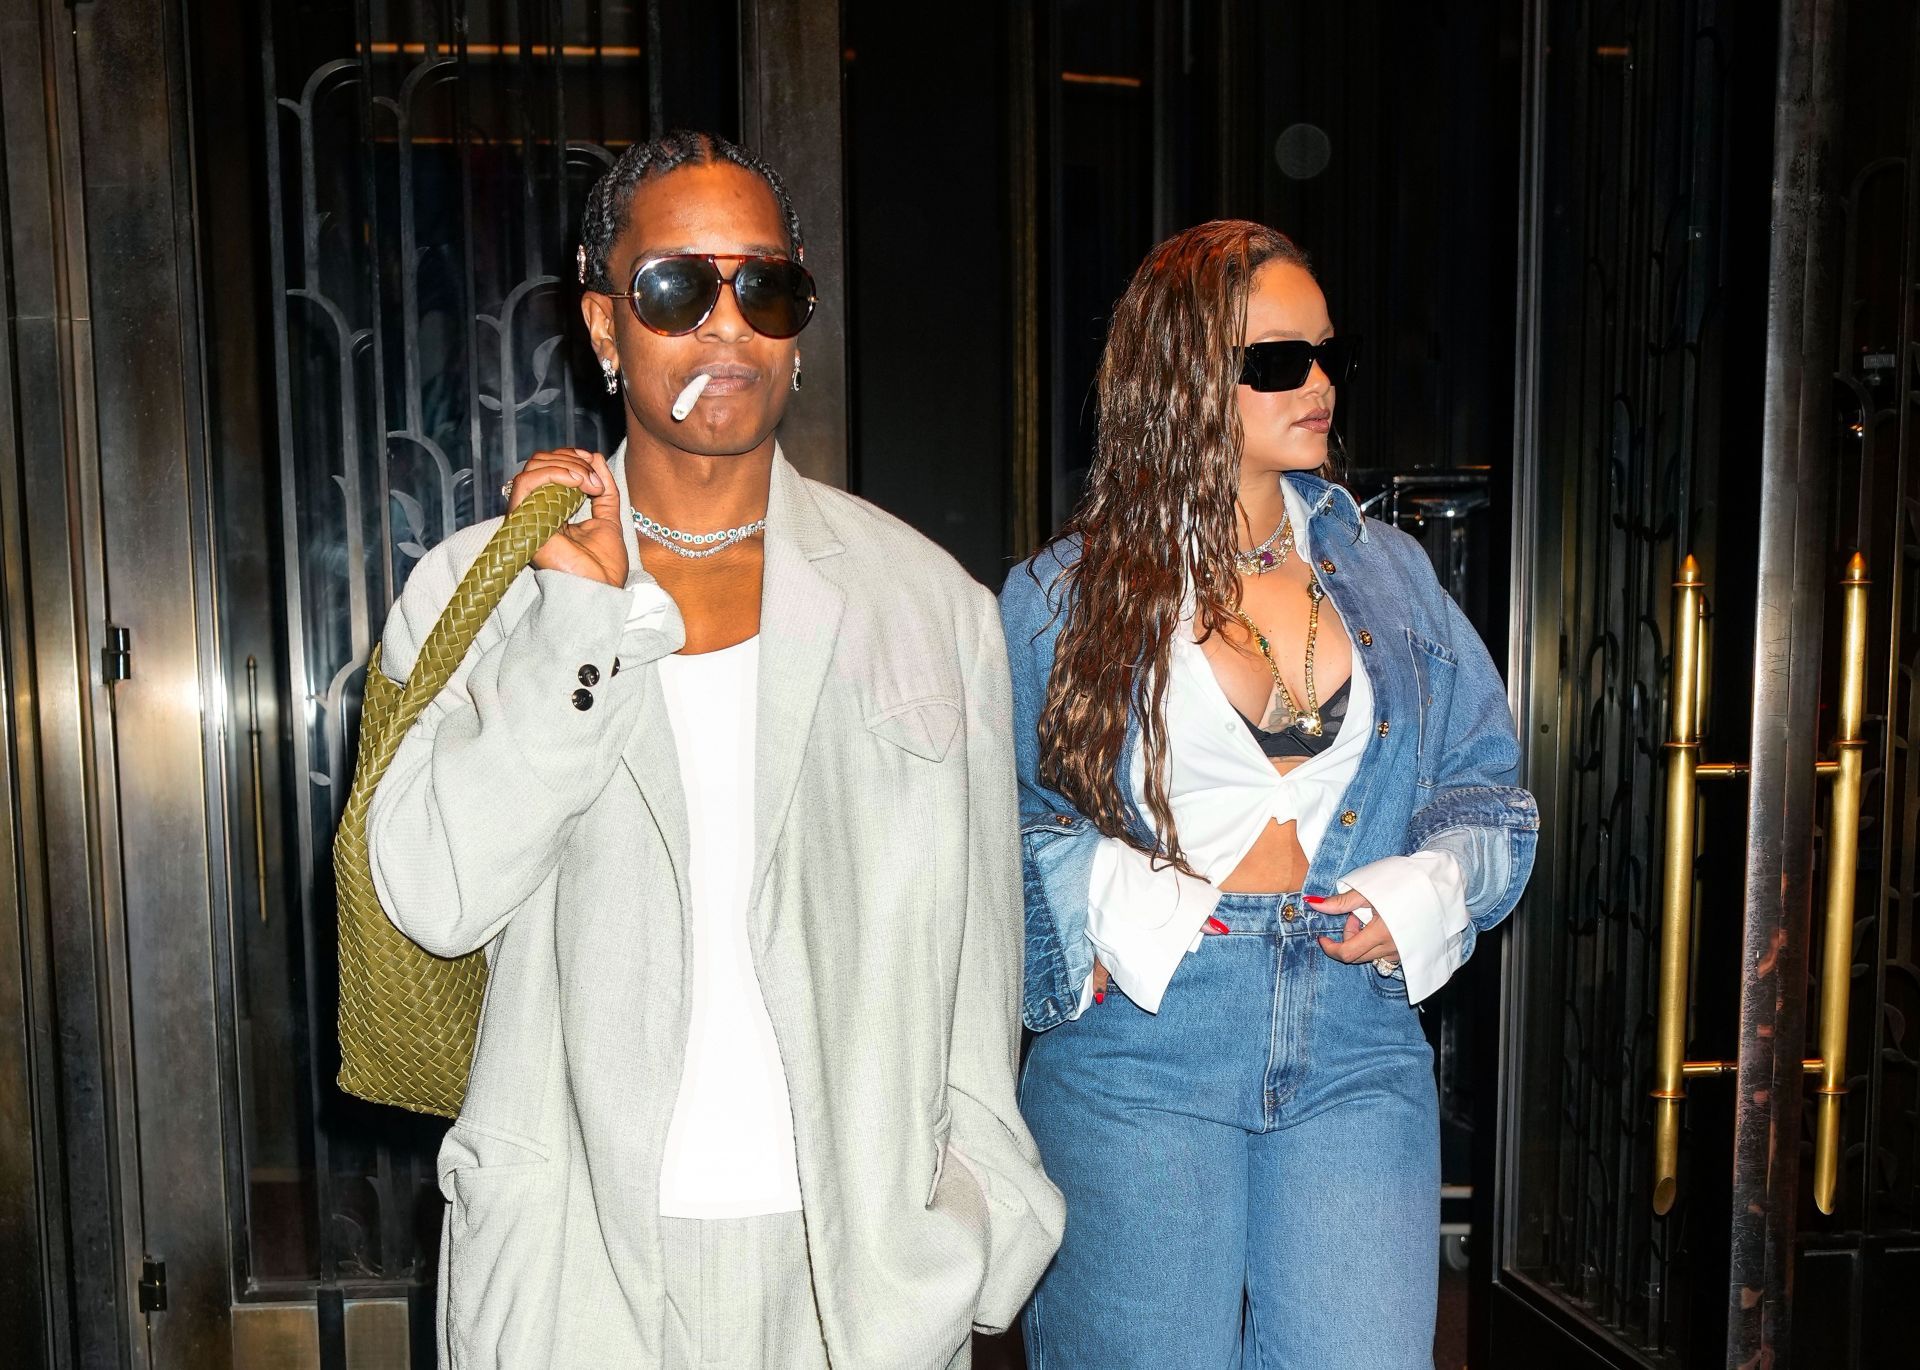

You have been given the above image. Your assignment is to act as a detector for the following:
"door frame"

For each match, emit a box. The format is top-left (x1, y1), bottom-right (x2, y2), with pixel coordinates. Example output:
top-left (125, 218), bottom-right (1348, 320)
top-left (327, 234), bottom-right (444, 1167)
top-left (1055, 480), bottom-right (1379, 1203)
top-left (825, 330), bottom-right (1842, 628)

top-left (0, 0), bottom-right (235, 1363)
top-left (3, 0), bottom-right (864, 1363)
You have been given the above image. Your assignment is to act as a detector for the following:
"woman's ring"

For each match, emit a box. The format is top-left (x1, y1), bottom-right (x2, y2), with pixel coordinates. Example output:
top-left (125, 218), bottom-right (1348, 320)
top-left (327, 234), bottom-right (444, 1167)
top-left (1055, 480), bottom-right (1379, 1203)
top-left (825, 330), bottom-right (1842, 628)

top-left (500, 481), bottom-right (514, 500)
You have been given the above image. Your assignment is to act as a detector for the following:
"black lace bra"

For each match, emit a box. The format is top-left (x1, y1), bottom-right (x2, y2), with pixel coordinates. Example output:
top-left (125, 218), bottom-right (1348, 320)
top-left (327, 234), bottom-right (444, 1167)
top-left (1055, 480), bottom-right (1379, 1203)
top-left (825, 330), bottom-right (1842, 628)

top-left (1240, 678), bottom-right (1352, 759)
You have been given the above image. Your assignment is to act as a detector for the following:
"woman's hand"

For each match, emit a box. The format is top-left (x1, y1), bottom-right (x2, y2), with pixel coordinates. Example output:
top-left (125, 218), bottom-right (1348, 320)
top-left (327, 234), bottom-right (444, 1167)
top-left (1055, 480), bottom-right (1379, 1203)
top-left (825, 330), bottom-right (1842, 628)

top-left (1309, 888), bottom-right (1401, 967)
top-left (508, 448), bottom-right (627, 588)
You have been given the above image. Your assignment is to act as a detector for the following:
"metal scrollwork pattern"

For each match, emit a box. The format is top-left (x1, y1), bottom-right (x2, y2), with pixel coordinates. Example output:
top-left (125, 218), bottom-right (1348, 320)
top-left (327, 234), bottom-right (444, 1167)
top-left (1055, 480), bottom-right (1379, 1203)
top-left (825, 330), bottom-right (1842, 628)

top-left (260, 4), bottom-right (657, 1286)
top-left (1835, 111), bottom-right (1920, 1250)
top-left (1876, 489), bottom-right (1920, 1233)
top-left (1514, 2), bottom-right (1747, 1357)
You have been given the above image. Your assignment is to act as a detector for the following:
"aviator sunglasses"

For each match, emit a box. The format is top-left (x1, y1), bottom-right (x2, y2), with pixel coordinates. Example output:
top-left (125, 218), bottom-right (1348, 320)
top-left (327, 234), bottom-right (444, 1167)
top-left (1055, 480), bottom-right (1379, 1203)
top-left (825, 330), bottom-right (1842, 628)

top-left (602, 252), bottom-right (818, 340)
top-left (1239, 335), bottom-right (1362, 392)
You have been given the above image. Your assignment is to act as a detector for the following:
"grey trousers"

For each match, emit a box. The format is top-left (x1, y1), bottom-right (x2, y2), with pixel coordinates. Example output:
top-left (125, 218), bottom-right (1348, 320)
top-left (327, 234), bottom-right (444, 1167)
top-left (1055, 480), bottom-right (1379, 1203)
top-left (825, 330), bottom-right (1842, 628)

top-left (660, 1212), bottom-right (831, 1369)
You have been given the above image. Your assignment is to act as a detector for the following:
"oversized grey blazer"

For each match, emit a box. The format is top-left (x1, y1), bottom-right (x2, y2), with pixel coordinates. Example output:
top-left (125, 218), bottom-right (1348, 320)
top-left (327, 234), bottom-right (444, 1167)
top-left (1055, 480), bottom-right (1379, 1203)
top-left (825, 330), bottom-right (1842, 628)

top-left (368, 448), bottom-right (1065, 1368)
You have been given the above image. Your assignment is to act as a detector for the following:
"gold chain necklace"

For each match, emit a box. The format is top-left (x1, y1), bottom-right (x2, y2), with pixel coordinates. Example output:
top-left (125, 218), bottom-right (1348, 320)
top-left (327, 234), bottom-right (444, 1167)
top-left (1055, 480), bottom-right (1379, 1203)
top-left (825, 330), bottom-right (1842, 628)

top-left (1232, 572), bottom-right (1326, 736)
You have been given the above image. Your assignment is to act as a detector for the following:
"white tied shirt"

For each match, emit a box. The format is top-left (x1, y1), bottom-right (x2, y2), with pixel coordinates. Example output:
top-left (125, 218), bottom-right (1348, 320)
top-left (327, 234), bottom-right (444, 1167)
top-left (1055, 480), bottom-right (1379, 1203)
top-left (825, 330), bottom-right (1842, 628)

top-left (1085, 480), bottom-right (1470, 1011)
top-left (654, 636), bottom-right (804, 1219)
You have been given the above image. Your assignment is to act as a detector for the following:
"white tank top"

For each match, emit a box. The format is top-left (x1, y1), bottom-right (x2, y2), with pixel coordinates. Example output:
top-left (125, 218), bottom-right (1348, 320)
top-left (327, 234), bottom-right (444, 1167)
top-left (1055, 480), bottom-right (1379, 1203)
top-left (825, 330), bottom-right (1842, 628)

top-left (654, 637), bottom-right (802, 1218)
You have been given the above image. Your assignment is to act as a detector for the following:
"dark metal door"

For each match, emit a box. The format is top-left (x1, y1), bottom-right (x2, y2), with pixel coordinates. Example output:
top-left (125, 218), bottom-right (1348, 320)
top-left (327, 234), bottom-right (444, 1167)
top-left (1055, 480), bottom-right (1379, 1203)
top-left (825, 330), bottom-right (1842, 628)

top-left (185, 0), bottom-right (848, 1360)
top-left (1489, 1), bottom-right (1920, 1366)
top-left (0, 0), bottom-right (839, 1364)
top-left (193, 2), bottom-right (743, 1359)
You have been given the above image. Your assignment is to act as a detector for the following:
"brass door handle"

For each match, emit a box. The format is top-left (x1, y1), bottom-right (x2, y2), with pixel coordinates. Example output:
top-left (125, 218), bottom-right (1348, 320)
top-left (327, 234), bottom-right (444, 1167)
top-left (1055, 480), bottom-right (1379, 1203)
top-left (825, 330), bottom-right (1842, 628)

top-left (1812, 554), bottom-right (1868, 1215)
top-left (1652, 558), bottom-right (1707, 1216)
top-left (1651, 553), bottom-right (1867, 1217)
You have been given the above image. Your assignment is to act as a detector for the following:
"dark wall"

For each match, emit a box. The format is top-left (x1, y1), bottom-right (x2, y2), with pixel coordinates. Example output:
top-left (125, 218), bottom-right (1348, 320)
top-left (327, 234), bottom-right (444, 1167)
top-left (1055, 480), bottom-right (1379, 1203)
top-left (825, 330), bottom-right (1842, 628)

top-left (1236, 2), bottom-right (1522, 478)
top-left (844, 2), bottom-right (1524, 588)
top-left (843, 2), bottom-right (1017, 586)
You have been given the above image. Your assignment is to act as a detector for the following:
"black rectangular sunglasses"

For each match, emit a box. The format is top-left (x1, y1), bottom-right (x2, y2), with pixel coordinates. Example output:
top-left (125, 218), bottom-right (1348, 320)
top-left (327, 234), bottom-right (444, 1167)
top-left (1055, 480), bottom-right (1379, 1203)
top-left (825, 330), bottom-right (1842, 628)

top-left (1239, 335), bottom-right (1362, 392)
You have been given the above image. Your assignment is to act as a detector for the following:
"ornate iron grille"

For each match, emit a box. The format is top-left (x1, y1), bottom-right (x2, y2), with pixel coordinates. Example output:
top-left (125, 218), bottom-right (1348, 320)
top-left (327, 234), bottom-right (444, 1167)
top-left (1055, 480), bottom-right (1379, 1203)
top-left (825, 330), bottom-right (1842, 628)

top-left (1508, 0), bottom-right (1771, 1359)
top-left (1823, 0), bottom-right (1920, 1299)
top-left (243, 0), bottom-right (729, 1292)
top-left (1870, 465), bottom-right (1920, 1235)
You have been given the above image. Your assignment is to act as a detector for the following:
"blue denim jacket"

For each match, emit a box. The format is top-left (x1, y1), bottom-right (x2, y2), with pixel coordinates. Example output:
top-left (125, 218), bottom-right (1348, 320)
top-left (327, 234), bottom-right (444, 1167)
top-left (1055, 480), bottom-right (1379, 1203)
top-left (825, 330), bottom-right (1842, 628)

top-left (999, 471), bottom-right (1539, 1032)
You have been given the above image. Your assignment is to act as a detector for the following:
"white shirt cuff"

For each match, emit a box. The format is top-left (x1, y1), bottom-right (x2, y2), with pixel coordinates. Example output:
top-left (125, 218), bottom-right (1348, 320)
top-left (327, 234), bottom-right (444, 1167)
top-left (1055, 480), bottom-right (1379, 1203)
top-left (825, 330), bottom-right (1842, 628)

top-left (1337, 850), bottom-right (1469, 1004)
top-left (1083, 836), bottom-right (1222, 1014)
top-left (624, 576), bottom-right (678, 631)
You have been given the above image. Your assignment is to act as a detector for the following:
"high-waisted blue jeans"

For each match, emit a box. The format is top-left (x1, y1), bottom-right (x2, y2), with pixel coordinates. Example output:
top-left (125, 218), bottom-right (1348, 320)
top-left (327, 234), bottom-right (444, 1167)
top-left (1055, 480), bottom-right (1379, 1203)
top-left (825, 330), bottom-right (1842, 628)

top-left (1018, 894), bottom-right (1439, 1370)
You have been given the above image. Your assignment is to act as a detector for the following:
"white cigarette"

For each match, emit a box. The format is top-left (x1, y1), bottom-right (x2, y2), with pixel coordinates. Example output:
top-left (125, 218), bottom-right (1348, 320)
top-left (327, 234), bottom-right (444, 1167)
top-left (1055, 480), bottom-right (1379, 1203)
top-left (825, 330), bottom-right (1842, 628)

top-left (670, 373), bottom-right (711, 421)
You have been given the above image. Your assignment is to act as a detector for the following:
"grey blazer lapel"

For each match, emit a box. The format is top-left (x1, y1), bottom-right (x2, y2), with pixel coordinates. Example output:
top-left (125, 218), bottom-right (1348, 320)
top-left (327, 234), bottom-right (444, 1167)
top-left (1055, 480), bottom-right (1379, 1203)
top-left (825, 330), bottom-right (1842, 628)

top-left (605, 442), bottom-right (692, 883)
top-left (620, 667), bottom-right (691, 893)
top-left (609, 438), bottom-right (644, 571)
top-left (751, 455), bottom-right (846, 906)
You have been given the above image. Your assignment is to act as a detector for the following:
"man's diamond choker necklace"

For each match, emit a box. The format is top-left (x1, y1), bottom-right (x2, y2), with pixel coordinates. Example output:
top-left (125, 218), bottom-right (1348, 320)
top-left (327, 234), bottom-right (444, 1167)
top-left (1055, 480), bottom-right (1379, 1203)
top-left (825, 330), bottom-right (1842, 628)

top-left (630, 509), bottom-right (767, 560)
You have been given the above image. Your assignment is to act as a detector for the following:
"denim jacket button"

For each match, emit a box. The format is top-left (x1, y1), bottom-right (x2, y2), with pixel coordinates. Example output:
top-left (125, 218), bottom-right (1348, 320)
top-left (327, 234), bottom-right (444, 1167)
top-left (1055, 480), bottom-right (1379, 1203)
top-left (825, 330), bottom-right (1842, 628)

top-left (1053, 813), bottom-right (1075, 826)
top-left (1340, 809), bottom-right (1358, 826)
top-left (1377, 720), bottom-right (1390, 737)
top-left (1320, 558), bottom-right (1337, 574)
top-left (1358, 629), bottom-right (1373, 647)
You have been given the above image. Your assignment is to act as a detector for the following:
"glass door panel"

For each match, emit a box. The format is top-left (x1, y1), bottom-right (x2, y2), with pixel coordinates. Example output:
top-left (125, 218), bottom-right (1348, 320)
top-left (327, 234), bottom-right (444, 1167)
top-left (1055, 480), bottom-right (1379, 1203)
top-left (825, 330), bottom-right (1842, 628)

top-left (1495, 2), bottom-right (1920, 1366)
top-left (195, 0), bottom-right (736, 1308)
top-left (1498, 0), bottom-right (1778, 1362)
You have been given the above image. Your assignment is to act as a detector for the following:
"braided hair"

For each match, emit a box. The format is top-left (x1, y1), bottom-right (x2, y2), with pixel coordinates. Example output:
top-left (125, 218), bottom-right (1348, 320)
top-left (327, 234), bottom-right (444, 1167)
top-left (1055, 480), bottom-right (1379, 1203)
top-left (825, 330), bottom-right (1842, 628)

top-left (579, 131), bottom-right (806, 293)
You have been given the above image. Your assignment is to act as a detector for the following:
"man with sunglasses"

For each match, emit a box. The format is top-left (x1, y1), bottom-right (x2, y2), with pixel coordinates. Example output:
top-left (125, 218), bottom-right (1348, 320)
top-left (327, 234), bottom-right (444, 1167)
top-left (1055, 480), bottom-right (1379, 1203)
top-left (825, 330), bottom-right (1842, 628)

top-left (368, 131), bottom-right (1063, 1369)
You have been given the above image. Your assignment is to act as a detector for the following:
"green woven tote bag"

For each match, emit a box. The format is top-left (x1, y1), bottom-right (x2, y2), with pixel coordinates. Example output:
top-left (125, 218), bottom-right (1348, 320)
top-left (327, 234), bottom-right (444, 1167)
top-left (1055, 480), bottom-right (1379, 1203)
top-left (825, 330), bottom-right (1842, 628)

top-left (334, 483), bottom-right (585, 1117)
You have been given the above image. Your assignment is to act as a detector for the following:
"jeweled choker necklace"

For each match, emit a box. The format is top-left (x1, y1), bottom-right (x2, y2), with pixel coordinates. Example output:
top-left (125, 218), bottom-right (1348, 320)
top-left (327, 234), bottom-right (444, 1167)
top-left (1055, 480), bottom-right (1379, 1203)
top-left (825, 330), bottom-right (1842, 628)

top-left (629, 509), bottom-right (767, 560)
top-left (1234, 514), bottom-right (1295, 576)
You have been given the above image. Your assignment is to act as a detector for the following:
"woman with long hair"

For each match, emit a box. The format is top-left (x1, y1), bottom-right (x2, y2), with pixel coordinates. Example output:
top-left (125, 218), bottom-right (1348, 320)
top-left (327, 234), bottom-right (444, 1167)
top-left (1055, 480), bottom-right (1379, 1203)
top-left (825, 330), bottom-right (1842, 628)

top-left (1000, 220), bottom-right (1537, 1367)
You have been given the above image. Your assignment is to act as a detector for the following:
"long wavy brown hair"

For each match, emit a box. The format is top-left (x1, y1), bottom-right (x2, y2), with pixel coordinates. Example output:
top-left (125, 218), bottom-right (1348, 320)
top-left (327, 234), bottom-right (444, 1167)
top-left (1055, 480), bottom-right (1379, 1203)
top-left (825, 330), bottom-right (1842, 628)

top-left (1038, 220), bottom-right (1312, 871)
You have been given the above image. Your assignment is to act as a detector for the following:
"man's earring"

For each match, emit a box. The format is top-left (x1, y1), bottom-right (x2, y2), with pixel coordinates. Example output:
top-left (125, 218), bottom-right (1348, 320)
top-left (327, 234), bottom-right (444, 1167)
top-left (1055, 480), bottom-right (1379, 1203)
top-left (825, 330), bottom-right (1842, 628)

top-left (576, 245), bottom-right (589, 285)
top-left (601, 356), bottom-right (619, 394)
top-left (791, 354), bottom-right (803, 393)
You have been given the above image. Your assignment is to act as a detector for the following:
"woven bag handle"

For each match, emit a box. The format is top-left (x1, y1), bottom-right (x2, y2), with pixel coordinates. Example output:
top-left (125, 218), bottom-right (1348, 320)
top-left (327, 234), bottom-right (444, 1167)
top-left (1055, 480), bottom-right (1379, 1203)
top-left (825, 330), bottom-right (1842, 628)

top-left (393, 482), bottom-right (587, 719)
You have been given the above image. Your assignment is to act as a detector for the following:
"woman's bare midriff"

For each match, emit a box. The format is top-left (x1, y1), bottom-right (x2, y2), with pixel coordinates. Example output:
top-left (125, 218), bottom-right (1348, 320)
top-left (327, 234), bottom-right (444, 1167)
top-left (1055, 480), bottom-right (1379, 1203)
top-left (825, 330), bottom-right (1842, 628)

top-left (1218, 756), bottom-right (1312, 893)
top-left (1090, 765), bottom-right (1313, 994)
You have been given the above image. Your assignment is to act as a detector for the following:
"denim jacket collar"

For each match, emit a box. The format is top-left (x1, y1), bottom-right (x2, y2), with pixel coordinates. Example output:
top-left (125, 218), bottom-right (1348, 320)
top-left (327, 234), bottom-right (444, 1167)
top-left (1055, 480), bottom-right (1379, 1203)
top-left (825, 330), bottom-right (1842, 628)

top-left (1282, 470), bottom-right (1368, 544)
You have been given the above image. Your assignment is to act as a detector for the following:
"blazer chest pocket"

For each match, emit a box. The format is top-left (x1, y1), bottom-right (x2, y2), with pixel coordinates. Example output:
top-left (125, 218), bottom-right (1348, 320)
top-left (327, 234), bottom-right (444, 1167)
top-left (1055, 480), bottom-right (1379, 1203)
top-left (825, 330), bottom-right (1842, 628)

top-left (866, 694), bottom-right (961, 762)
top-left (1406, 629), bottom-right (1458, 788)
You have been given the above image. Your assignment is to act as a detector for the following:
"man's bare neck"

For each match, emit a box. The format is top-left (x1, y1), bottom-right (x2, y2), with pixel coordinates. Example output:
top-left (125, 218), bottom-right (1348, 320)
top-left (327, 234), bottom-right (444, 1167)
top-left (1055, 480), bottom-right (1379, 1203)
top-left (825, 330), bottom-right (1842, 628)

top-left (622, 428), bottom-right (777, 533)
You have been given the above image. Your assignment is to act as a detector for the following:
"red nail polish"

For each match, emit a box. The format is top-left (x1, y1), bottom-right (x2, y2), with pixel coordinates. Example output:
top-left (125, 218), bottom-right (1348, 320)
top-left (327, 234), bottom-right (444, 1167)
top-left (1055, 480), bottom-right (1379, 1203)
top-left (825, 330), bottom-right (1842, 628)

top-left (1205, 916), bottom-right (1230, 935)
top-left (1304, 895), bottom-right (1327, 905)
top-left (1094, 990), bottom-right (1105, 1005)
